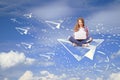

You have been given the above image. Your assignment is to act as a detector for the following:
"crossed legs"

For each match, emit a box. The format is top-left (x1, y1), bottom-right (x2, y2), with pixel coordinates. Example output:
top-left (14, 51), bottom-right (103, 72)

top-left (68, 36), bottom-right (93, 47)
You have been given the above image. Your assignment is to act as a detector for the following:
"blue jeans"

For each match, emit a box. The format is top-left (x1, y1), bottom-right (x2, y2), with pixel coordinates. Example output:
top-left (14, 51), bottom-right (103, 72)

top-left (68, 36), bottom-right (92, 46)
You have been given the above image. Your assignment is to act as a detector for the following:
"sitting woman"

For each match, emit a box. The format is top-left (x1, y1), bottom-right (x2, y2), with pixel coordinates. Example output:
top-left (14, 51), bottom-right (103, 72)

top-left (68, 17), bottom-right (93, 47)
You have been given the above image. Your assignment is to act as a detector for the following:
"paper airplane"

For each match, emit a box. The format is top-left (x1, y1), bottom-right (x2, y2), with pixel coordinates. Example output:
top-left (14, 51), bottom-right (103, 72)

top-left (57, 39), bottom-right (104, 61)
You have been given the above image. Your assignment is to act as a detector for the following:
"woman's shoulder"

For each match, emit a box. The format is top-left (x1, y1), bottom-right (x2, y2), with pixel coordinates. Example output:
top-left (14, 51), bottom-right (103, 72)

top-left (84, 26), bottom-right (89, 32)
top-left (84, 26), bottom-right (88, 28)
top-left (84, 26), bottom-right (88, 29)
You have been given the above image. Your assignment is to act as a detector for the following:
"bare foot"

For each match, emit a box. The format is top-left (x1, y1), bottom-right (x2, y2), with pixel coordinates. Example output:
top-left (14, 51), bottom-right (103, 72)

top-left (72, 43), bottom-right (77, 47)
top-left (86, 37), bottom-right (93, 43)
top-left (82, 43), bottom-right (89, 47)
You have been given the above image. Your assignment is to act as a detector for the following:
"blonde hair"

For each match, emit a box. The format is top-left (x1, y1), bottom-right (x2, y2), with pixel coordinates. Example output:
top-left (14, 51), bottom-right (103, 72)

top-left (74, 18), bottom-right (85, 32)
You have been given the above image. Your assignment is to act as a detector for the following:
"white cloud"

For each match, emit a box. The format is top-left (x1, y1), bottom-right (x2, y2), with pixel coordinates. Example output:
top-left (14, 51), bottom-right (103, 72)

top-left (19, 70), bottom-right (83, 80)
top-left (24, 58), bottom-right (35, 65)
top-left (38, 61), bottom-right (54, 67)
top-left (20, 70), bottom-right (111, 80)
top-left (31, 1), bottom-right (72, 19)
top-left (19, 71), bottom-right (33, 80)
top-left (86, 4), bottom-right (120, 34)
top-left (85, 77), bottom-right (90, 80)
top-left (109, 73), bottom-right (120, 80)
top-left (96, 77), bottom-right (103, 80)
top-left (0, 0), bottom-right (25, 15)
top-left (69, 78), bottom-right (80, 80)
top-left (0, 50), bottom-right (35, 69)
top-left (19, 70), bottom-right (66, 80)
top-left (111, 50), bottom-right (120, 59)
top-left (4, 78), bottom-right (9, 80)
top-left (39, 70), bottom-right (81, 80)
top-left (0, 50), bottom-right (25, 68)
top-left (39, 70), bottom-right (59, 80)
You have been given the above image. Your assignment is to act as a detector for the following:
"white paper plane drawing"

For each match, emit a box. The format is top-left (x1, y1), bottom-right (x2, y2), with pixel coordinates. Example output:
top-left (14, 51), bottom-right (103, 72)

top-left (15, 27), bottom-right (30, 35)
top-left (45, 20), bottom-right (62, 29)
top-left (57, 39), bottom-right (104, 61)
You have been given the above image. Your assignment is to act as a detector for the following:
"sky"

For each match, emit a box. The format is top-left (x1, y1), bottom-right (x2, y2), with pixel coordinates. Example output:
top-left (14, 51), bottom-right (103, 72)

top-left (0, 0), bottom-right (120, 80)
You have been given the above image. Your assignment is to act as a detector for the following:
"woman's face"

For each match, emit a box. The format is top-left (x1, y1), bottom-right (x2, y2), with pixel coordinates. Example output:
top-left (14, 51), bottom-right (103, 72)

top-left (78, 20), bottom-right (84, 27)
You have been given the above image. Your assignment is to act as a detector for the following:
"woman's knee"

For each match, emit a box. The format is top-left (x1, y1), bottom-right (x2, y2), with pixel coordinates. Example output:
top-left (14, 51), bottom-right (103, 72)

top-left (68, 36), bottom-right (74, 42)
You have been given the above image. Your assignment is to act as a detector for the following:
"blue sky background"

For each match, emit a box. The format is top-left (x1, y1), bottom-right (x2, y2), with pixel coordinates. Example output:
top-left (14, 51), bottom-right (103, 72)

top-left (0, 0), bottom-right (120, 80)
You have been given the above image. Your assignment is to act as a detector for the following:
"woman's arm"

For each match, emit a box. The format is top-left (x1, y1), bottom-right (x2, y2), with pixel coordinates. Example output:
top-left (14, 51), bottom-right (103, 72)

top-left (85, 27), bottom-right (89, 37)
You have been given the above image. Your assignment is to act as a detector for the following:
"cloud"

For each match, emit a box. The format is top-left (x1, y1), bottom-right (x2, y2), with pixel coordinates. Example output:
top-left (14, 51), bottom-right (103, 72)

top-left (19, 70), bottom-right (66, 80)
top-left (96, 77), bottom-right (103, 80)
top-left (0, 0), bottom-right (24, 15)
top-left (69, 78), bottom-right (80, 80)
top-left (24, 58), bottom-right (35, 65)
top-left (0, 0), bottom-right (73, 17)
top-left (86, 4), bottom-right (120, 34)
top-left (18, 71), bottom-right (120, 80)
top-left (19, 71), bottom-right (33, 80)
top-left (19, 70), bottom-right (82, 80)
top-left (111, 50), bottom-right (120, 59)
top-left (38, 61), bottom-right (55, 67)
top-left (109, 73), bottom-right (120, 80)
top-left (1, 0), bottom-right (119, 19)
top-left (0, 0), bottom-right (54, 16)
top-left (39, 70), bottom-right (66, 80)
top-left (0, 50), bottom-right (35, 69)
top-left (0, 0), bottom-right (94, 17)
top-left (31, 1), bottom-right (72, 19)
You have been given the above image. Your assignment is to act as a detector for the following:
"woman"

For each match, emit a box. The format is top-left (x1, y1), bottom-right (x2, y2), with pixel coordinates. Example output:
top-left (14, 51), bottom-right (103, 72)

top-left (68, 18), bottom-right (93, 47)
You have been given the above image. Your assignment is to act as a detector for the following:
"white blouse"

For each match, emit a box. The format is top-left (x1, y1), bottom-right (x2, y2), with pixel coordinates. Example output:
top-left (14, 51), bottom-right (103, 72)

top-left (74, 28), bottom-right (87, 39)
